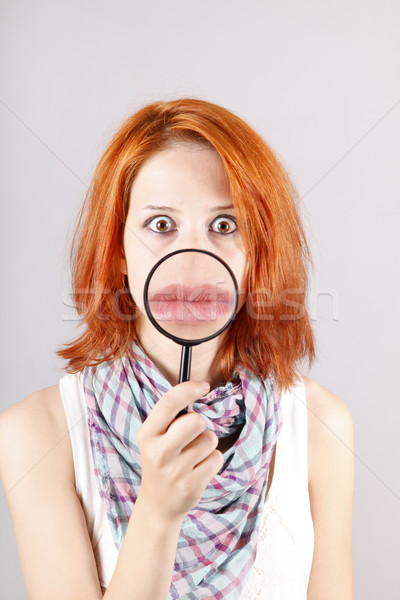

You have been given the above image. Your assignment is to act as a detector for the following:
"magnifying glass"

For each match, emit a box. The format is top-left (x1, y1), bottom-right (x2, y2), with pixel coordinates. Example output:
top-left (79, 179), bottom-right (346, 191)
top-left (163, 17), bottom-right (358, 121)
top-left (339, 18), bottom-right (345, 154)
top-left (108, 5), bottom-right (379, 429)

top-left (143, 249), bottom-right (239, 418)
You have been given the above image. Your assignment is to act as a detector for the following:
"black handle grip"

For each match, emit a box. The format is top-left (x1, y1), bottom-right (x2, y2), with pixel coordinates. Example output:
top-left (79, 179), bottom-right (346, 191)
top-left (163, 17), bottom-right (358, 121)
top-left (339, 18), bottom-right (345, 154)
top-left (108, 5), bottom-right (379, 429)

top-left (175, 345), bottom-right (192, 419)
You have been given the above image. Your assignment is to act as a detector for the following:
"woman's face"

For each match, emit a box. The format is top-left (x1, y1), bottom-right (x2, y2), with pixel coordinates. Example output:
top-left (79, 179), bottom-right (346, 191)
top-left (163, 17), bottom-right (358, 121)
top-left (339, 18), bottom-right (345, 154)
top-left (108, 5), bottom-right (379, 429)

top-left (122, 144), bottom-right (248, 339)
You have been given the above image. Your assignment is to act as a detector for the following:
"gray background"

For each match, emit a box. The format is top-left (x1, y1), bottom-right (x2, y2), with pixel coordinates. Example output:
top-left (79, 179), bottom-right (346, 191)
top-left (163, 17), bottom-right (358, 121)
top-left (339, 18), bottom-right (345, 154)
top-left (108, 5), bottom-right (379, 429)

top-left (1, 0), bottom-right (399, 598)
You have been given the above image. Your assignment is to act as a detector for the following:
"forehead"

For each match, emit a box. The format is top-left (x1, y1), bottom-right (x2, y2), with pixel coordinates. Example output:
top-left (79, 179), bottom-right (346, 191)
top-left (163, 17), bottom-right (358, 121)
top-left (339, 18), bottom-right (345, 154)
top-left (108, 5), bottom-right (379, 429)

top-left (128, 145), bottom-right (231, 210)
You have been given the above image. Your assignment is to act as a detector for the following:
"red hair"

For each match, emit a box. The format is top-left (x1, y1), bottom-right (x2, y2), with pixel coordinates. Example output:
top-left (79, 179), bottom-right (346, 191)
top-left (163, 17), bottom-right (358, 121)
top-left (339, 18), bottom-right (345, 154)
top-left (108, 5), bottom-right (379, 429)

top-left (56, 98), bottom-right (316, 391)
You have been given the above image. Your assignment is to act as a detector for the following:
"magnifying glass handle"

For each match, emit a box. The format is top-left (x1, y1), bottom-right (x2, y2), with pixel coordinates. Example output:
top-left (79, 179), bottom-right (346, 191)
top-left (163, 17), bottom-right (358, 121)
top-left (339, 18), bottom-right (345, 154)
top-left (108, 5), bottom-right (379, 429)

top-left (176, 345), bottom-right (192, 419)
top-left (179, 344), bottom-right (192, 384)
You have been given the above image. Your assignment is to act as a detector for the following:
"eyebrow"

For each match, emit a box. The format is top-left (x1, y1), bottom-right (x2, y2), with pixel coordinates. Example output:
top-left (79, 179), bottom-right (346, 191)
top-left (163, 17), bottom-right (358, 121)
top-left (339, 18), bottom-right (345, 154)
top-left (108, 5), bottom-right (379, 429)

top-left (141, 204), bottom-right (235, 212)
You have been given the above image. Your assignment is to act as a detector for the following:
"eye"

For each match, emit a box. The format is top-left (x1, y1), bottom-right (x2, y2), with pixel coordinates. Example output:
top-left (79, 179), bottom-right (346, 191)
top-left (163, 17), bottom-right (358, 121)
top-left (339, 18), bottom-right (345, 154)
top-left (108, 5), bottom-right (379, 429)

top-left (209, 215), bottom-right (237, 235)
top-left (145, 215), bottom-right (176, 233)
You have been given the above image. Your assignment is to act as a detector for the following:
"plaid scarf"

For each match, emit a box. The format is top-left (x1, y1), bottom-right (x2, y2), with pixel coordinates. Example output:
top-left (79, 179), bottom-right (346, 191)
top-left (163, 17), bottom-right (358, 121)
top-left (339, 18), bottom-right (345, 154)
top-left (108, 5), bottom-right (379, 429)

top-left (82, 340), bottom-right (282, 599)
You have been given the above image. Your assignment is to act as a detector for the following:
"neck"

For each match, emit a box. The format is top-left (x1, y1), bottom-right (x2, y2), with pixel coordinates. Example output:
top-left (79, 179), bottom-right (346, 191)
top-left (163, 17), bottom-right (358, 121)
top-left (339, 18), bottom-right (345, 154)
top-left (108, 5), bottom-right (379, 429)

top-left (135, 321), bottom-right (228, 390)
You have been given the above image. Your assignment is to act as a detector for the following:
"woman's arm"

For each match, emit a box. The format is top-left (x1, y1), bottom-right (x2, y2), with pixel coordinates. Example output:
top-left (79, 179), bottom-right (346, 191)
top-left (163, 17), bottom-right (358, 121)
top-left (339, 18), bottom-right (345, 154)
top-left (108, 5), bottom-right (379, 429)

top-left (0, 390), bottom-right (184, 600)
top-left (104, 493), bottom-right (183, 600)
top-left (0, 391), bottom-right (104, 599)
top-left (303, 376), bottom-right (354, 599)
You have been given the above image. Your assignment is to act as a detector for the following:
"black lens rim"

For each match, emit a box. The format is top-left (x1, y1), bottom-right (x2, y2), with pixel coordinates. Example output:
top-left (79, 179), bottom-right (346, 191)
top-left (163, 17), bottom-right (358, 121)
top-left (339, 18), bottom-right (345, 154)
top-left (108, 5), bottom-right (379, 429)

top-left (143, 248), bottom-right (239, 346)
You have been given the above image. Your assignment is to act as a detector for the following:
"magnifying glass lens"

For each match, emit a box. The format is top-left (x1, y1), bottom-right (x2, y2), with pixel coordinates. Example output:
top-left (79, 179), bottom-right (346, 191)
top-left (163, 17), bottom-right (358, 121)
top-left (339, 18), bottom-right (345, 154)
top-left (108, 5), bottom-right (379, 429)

top-left (145, 251), bottom-right (238, 344)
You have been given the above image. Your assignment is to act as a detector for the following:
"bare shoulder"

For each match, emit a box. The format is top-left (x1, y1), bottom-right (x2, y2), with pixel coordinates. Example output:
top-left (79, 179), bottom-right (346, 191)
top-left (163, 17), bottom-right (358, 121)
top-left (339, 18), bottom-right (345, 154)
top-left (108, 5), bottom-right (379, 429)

top-left (300, 375), bottom-right (354, 599)
top-left (302, 374), bottom-right (353, 419)
top-left (0, 383), bottom-right (74, 487)
top-left (301, 374), bottom-right (354, 481)
top-left (302, 374), bottom-right (353, 430)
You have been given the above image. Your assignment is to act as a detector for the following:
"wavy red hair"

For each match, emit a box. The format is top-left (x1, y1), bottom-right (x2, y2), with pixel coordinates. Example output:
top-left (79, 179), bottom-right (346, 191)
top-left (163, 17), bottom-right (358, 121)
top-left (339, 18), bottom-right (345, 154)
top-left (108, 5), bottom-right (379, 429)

top-left (56, 98), bottom-right (316, 391)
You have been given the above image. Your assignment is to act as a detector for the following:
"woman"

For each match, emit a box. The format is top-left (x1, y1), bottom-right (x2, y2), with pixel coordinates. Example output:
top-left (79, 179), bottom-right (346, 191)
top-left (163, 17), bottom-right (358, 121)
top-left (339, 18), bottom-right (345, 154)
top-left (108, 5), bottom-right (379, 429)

top-left (0, 98), bottom-right (354, 599)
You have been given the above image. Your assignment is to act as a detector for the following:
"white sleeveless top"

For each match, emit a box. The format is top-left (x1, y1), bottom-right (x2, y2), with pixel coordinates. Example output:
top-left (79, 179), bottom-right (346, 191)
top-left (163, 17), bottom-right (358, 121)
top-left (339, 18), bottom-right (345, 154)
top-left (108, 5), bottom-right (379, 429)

top-left (59, 372), bottom-right (314, 599)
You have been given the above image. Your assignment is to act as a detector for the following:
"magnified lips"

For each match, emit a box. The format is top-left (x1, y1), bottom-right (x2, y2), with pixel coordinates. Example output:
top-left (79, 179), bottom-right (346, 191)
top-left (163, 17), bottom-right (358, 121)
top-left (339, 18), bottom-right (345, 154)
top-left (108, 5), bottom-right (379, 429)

top-left (150, 283), bottom-right (232, 302)
top-left (148, 284), bottom-right (234, 321)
